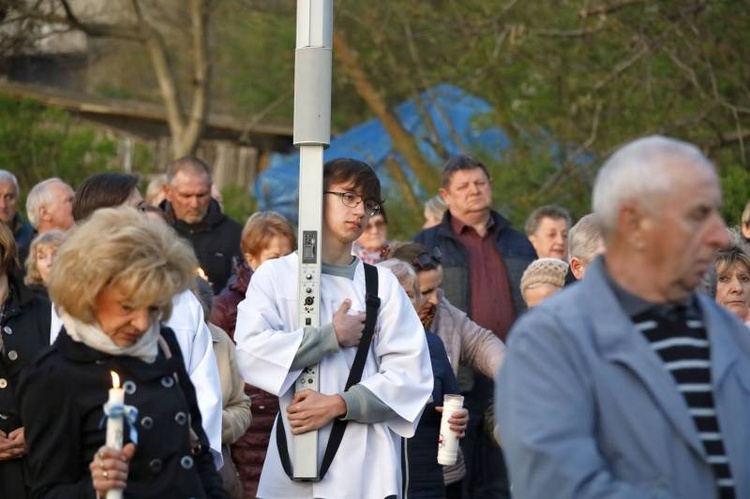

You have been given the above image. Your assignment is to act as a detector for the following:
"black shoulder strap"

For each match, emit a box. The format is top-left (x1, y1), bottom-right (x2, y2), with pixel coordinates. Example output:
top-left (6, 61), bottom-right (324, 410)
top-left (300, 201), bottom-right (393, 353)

top-left (277, 263), bottom-right (380, 481)
top-left (343, 263), bottom-right (380, 391)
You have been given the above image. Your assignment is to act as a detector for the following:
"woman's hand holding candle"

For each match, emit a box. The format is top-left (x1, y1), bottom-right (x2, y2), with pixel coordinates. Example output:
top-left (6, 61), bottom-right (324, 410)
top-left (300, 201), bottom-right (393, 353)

top-left (90, 443), bottom-right (135, 497)
top-left (435, 406), bottom-right (469, 438)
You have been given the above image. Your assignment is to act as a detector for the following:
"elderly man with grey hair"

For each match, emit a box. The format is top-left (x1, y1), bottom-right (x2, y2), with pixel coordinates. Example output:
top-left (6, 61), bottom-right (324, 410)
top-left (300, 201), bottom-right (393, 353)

top-left (25, 177), bottom-right (75, 234)
top-left (0, 170), bottom-right (35, 262)
top-left (496, 136), bottom-right (750, 498)
top-left (161, 156), bottom-right (242, 294)
top-left (567, 213), bottom-right (605, 280)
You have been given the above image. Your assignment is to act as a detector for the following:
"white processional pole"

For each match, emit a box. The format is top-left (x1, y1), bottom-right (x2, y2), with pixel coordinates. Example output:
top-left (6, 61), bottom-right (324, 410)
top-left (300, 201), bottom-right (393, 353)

top-left (293, 0), bottom-right (333, 481)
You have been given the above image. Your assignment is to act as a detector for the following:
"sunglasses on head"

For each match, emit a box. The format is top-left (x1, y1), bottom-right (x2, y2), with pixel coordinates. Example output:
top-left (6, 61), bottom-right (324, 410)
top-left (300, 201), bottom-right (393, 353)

top-left (413, 246), bottom-right (442, 271)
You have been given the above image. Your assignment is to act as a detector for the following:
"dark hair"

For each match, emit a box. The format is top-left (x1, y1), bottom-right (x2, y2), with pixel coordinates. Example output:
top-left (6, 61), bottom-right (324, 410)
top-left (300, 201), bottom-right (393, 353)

top-left (389, 242), bottom-right (442, 272)
top-left (441, 155), bottom-right (491, 188)
top-left (373, 205), bottom-right (388, 225)
top-left (324, 158), bottom-right (382, 205)
top-left (73, 173), bottom-right (140, 222)
top-left (524, 205), bottom-right (572, 236)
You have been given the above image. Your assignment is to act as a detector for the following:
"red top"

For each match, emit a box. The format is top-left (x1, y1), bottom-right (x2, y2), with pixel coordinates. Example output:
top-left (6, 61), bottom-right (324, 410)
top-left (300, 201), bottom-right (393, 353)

top-left (451, 215), bottom-right (515, 341)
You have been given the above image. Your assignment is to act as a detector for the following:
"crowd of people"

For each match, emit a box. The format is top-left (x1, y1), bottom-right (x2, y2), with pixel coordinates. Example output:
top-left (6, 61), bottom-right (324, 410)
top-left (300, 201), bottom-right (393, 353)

top-left (0, 133), bottom-right (749, 498)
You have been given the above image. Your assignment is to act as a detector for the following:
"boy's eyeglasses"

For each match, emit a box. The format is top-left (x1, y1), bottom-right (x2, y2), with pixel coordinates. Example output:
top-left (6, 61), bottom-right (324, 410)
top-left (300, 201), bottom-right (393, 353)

top-left (325, 191), bottom-right (381, 216)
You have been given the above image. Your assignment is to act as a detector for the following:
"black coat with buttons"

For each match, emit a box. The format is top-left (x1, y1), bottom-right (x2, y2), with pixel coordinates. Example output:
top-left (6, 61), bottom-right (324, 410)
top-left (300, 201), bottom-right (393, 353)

top-left (0, 276), bottom-right (52, 434)
top-left (0, 275), bottom-right (51, 499)
top-left (18, 326), bottom-right (229, 499)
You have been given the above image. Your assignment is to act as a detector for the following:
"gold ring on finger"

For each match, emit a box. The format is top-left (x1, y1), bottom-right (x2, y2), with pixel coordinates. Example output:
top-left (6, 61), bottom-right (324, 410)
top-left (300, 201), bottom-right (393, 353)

top-left (103, 470), bottom-right (109, 479)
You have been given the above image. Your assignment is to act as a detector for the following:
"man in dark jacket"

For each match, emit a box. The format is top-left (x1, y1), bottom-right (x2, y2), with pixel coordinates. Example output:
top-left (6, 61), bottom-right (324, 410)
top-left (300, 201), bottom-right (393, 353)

top-left (414, 155), bottom-right (536, 499)
top-left (162, 157), bottom-right (242, 294)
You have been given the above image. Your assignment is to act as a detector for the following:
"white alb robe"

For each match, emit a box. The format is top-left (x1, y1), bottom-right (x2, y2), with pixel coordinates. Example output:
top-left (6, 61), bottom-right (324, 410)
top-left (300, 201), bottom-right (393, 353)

top-left (235, 253), bottom-right (433, 499)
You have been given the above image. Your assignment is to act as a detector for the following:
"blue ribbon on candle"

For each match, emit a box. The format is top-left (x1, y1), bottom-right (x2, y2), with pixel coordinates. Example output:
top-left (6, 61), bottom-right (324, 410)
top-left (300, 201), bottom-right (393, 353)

top-left (100, 402), bottom-right (140, 445)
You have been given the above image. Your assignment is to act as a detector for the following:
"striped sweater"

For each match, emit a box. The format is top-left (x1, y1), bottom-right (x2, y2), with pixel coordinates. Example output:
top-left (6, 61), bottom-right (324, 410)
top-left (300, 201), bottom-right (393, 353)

top-left (633, 308), bottom-right (735, 499)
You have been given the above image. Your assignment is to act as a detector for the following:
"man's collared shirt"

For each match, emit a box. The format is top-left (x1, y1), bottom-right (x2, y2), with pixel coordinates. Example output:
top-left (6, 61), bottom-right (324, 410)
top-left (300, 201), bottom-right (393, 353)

top-left (451, 215), bottom-right (515, 340)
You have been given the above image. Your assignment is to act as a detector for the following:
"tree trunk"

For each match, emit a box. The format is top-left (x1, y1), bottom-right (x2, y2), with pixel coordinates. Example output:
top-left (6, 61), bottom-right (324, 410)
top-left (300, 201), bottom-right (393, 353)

top-left (39, 0), bottom-right (211, 160)
top-left (333, 30), bottom-right (439, 195)
top-left (177, 0), bottom-right (210, 158)
top-left (383, 157), bottom-right (421, 214)
top-left (131, 0), bottom-right (210, 159)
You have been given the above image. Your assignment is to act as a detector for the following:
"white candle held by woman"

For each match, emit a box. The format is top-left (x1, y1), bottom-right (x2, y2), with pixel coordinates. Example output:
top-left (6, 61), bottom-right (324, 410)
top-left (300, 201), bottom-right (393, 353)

top-left (437, 394), bottom-right (464, 466)
top-left (106, 371), bottom-right (124, 499)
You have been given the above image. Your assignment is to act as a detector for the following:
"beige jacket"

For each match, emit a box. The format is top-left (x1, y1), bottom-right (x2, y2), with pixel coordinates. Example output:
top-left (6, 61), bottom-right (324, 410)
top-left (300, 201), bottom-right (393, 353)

top-left (431, 289), bottom-right (505, 379)
top-left (208, 323), bottom-right (252, 444)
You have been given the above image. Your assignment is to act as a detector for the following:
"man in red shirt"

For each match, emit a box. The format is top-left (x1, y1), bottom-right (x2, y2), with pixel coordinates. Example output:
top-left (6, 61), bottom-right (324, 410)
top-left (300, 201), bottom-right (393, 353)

top-left (415, 155), bottom-right (536, 498)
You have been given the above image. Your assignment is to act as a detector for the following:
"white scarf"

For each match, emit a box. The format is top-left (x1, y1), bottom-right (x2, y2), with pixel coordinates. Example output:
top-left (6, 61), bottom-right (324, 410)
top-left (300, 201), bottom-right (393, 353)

top-left (60, 310), bottom-right (161, 364)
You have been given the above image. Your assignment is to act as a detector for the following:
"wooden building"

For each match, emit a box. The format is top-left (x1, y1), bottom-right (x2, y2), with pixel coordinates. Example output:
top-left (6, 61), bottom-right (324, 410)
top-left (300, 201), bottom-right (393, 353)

top-left (0, 80), bottom-right (294, 191)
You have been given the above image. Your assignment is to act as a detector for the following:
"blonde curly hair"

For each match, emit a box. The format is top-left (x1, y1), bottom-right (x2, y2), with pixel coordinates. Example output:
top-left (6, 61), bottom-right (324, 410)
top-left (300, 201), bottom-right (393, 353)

top-left (48, 207), bottom-right (197, 324)
top-left (24, 230), bottom-right (66, 287)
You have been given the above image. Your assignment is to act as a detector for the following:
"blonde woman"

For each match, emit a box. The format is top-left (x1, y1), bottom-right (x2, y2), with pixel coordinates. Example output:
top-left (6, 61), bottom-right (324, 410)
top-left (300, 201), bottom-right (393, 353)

top-left (714, 241), bottom-right (750, 325)
top-left (18, 208), bottom-right (228, 498)
top-left (24, 230), bottom-right (65, 292)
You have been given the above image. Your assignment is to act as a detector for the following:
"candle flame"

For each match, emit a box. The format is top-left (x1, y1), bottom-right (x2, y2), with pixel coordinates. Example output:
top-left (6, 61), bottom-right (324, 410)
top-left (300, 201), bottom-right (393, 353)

top-left (110, 371), bottom-right (120, 389)
top-left (195, 267), bottom-right (209, 281)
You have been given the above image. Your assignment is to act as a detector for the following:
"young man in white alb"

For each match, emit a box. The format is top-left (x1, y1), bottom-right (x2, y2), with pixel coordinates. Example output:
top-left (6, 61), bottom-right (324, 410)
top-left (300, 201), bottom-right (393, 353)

top-left (235, 158), bottom-right (432, 498)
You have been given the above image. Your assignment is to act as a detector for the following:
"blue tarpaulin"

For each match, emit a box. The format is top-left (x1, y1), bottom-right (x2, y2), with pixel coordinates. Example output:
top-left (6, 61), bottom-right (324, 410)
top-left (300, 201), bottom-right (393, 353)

top-left (254, 84), bottom-right (510, 224)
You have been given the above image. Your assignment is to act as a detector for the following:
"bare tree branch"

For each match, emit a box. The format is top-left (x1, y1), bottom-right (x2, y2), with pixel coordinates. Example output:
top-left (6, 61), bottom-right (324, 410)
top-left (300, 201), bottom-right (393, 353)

top-left (579, 0), bottom-right (649, 19)
top-left (663, 48), bottom-right (707, 97)
top-left (593, 43), bottom-right (649, 92)
top-left (706, 128), bottom-right (750, 164)
top-left (8, 0), bottom-right (213, 158)
top-left (402, 19), bottom-right (449, 160)
top-left (731, 106), bottom-right (747, 165)
top-left (125, 1), bottom-right (187, 150)
top-left (532, 100), bottom-right (603, 200)
top-left (383, 156), bottom-right (421, 214)
top-left (179, 0), bottom-right (210, 157)
top-left (241, 87), bottom-right (293, 138)
top-left (334, 29), bottom-right (439, 194)
top-left (531, 23), bottom-right (607, 38)
top-left (54, 0), bottom-right (141, 40)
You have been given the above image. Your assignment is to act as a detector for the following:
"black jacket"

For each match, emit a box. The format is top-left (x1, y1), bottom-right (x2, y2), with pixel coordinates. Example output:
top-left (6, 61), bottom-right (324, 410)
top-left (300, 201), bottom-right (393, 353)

top-left (404, 331), bottom-right (458, 498)
top-left (0, 274), bottom-right (51, 499)
top-left (163, 199), bottom-right (243, 294)
top-left (12, 214), bottom-right (35, 267)
top-left (18, 327), bottom-right (228, 499)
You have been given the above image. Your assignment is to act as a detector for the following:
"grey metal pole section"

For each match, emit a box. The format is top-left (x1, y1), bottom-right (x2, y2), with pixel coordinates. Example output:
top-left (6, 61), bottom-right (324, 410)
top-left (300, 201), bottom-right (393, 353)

top-left (293, 0), bottom-right (332, 481)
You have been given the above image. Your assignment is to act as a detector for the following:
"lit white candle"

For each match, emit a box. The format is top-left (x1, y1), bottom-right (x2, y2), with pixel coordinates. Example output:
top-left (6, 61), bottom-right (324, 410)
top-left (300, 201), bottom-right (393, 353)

top-left (106, 371), bottom-right (124, 499)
